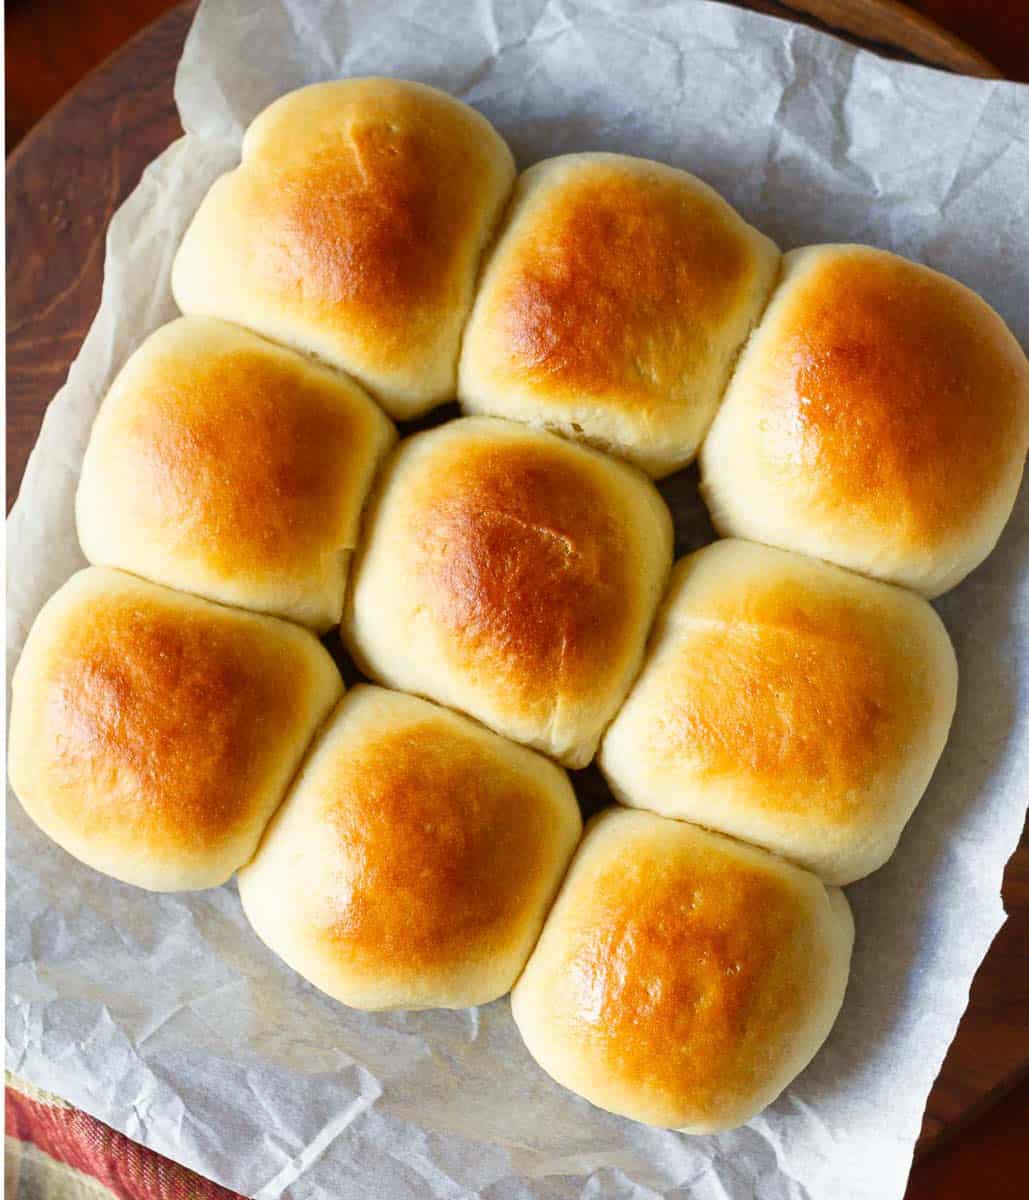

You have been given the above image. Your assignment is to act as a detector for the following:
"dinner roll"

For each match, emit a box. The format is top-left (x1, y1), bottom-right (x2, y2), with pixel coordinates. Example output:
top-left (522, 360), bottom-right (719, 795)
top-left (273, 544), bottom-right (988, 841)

top-left (599, 540), bottom-right (957, 884)
top-left (8, 568), bottom-right (342, 891)
top-left (700, 244), bottom-right (1029, 595)
top-left (76, 318), bottom-right (395, 631)
top-left (172, 78), bottom-right (515, 420)
top-left (459, 153), bottom-right (779, 477)
top-left (343, 417), bottom-right (673, 767)
top-left (511, 808), bottom-right (854, 1132)
top-left (238, 686), bottom-right (582, 1010)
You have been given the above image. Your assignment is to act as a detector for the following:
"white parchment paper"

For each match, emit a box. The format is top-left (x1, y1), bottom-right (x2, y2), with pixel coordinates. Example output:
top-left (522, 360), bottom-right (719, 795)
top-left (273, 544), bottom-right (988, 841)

top-left (7, 2), bottom-right (1029, 1197)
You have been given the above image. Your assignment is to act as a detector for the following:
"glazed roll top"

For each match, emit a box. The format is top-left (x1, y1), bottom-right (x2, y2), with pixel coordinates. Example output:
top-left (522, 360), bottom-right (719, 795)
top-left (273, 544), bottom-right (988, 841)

top-left (8, 568), bottom-right (342, 891)
top-left (512, 809), bottom-right (854, 1132)
top-left (701, 244), bottom-right (1029, 596)
top-left (76, 318), bottom-right (396, 631)
top-left (460, 153), bottom-right (780, 477)
top-left (343, 416), bottom-right (674, 767)
top-left (600, 539), bottom-right (958, 884)
top-left (238, 686), bottom-right (582, 1010)
top-left (172, 78), bottom-right (516, 419)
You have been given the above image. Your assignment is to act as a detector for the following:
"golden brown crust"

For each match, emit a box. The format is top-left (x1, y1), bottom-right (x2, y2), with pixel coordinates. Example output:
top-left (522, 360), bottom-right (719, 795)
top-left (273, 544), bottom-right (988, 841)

top-left (9, 569), bottom-right (342, 888)
top-left (242, 125), bottom-right (459, 360)
top-left (237, 686), bottom-right (581, 1008)
top-left (492, 163), bottom-right (753, 403)
top-left (599, 541), bottom-right (957, 883)
top-left (653, 575), bottom-right (909, 819)
top-left (40, 596), bottom-right (314, 847)
top-left (408, 437), bottom-right (636, 717)
top-left (344, 418), bottom-right (673, 765)
top-left (555, 828), bottom-right (810, 1117)
top-left (314, 718), bottom-right (561, 974)
top-left (512, 809), bottom-right (852, 1130)
top-left (173, 79), bottom-right (516, 415)
top-left (751, 246), bottom-right (1027, 548)
top-left (459, 155), bottom-right (780, 476)
top-left (88, 320), bottom-right (390, 583)
top-left (239, 79), bottom-right (513, 355)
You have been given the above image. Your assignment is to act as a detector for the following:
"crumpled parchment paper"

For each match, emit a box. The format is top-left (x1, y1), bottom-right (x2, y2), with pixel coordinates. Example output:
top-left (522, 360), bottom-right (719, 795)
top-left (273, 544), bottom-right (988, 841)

top-left (7, 3), bottom-right (1029, 1198)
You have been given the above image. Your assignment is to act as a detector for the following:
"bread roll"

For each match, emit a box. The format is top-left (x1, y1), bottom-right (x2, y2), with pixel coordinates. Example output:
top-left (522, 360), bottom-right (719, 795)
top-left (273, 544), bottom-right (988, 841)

top-left (343, 417), bottom-right (673, 767)
top-left (700, 244), bottom-right (1029, 595)
top-left (8, 568), bottom-right (342, 891)
top-left (511, 808), bottom-right (854, 1132)
top-left (459, 153), bottom-right (779, 477)
top-left (172, 78), bottom-right (516, 419)
top-left (76, 318), bottom-right (396, 631)
top-left (238, 686), bottom-right (582, 1010)
top-left (599, 540), bottom-right (957, 884)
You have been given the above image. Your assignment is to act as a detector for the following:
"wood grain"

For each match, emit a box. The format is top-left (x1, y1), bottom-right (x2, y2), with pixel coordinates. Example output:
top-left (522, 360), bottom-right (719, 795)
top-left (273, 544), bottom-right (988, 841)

top-left (783, 0), bottom-right (1001, 75)
top-left (5, 0), bottom-right (184, 147)
top-left (906, 1), bottom-right (1029, 83)
top-left (6, 4), bottom-right (195, 512)
top-left (5, 0), bottom-right (1027, 1176)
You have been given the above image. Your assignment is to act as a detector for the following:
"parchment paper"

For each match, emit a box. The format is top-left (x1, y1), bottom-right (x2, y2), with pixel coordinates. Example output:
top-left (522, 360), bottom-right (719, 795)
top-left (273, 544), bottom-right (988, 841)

top-left (7, 3), bottom-right (1029, 1198)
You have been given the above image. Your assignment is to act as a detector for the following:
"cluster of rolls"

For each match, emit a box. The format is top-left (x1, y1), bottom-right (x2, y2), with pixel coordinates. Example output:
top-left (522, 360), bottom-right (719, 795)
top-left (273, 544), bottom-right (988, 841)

top-left (10, 78), bottom-right (1029, 1134)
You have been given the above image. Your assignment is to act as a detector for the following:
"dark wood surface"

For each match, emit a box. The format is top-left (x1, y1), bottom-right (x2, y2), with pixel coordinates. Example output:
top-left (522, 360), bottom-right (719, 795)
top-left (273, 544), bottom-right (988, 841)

top-left (5, 2), bottom-right (1028, 1196)
top-left (751, 0), bottom-right (1000, 74)
top-left (6, 3), bottom-right (195, 511)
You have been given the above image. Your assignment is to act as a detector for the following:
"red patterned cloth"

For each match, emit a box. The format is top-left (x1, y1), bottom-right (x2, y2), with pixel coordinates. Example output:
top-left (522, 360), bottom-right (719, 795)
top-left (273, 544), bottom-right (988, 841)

top-left (5, 1075), bottom-right (244, 1200)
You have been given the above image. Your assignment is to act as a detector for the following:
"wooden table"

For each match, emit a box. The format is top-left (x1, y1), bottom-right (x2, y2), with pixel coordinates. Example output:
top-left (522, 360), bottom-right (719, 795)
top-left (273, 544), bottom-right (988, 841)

top-left (6, 3), bottom-right (1029, 1197)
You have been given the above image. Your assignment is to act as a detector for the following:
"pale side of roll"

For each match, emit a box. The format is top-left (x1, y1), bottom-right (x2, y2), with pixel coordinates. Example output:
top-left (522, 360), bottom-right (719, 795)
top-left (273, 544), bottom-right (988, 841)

top-left (460, 153), bottom-right (780, 478)
top-left (599, 539), bottom-right (957, 885)
top-left (8, 568), bottom-right (342, 891)
top-left (700, 244), bottom-right (1029, 596)
top-left (343, 416), bottom-right (674, 768)
top-left (511, 808), bottom-right (854, 1132)
top-left (76, 317), bottom-right (396, 631)
top-left (238, 685), bottom-right (582, 1010)
top-left (172, 78), bottom-right (516, 419)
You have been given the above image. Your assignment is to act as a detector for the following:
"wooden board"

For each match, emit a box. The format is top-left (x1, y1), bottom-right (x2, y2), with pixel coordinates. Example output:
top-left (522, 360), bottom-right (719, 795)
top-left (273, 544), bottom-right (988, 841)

top-left (6, 0), bottom-right (1027, 1161)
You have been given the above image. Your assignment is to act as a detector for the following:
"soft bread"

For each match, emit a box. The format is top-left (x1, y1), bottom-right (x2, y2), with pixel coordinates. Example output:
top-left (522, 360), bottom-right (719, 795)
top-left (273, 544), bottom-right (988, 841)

top-left (343, 417), bottom-right (673, 767)
top-left (76, 318), bottom-right (396, 631)
top-left (511, 808), bottom-right (854, 1132)
top-left (459, 153), bottom-right (779, 477)
top-left (238, 686), bottom-right (582, 1010)
top-left (8, 568), bottom-right (342, 891)
top-left (172, 78), bottom-right (516, 419)
top-left (599, 540), bottom-right (957, 884)
top-left (700, 244), bottom-right (1029, 595)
